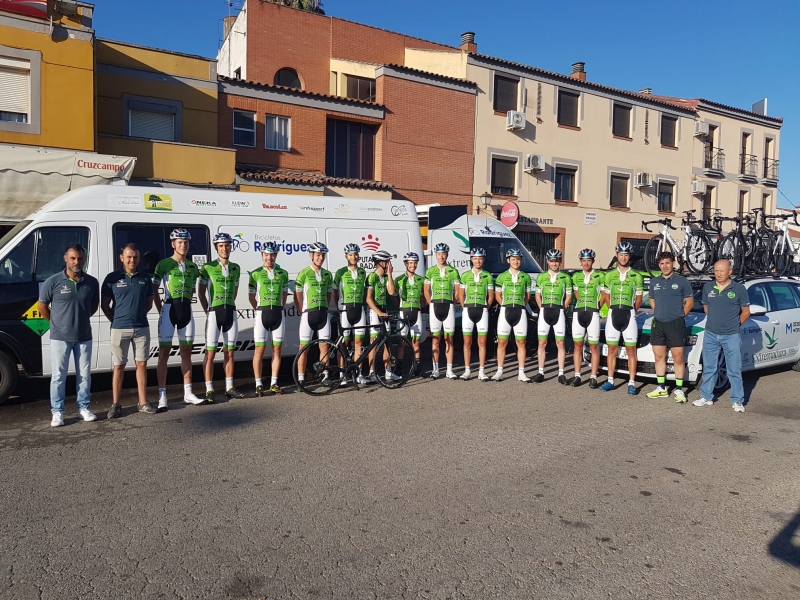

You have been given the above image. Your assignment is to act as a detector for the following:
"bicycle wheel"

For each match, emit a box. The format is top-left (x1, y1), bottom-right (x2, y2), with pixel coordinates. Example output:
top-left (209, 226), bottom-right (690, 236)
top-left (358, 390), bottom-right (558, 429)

top-left (751, 228), bottom-right (774, 276)
top-left (292, 339), bottom-right (343, 396)
top-left (373, 334), bottom-right (416, 389)
top-left (768, 231), bottom-right (792, 276)
top-left (719, 232), bottom-right (744, 278)
top-left (685, 231), bottom-right (713, 274)
top-left (643, 235), bottom-right (665, 276)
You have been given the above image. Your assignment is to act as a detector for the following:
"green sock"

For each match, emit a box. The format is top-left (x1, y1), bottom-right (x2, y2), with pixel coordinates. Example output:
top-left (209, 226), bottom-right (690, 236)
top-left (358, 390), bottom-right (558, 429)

top-left (676, 379), bottom-right (683, 388)
top-left (657, 376), bottom-right (666, 386)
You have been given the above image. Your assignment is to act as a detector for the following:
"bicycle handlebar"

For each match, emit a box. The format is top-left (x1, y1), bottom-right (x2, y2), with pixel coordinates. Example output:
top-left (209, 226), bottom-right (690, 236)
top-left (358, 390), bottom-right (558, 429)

top-left (642, 219), bottom-right (675, 232)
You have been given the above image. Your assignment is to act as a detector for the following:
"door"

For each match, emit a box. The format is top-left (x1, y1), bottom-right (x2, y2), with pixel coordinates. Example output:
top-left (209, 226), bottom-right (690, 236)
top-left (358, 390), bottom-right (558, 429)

top-left (740, 282), bottom-right (771, 370)
top-left (764, 282), bottom-right (800, 364)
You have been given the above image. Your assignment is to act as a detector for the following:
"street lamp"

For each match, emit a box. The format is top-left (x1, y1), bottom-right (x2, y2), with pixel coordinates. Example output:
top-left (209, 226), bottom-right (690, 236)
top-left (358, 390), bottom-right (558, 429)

top-left (480, 192), bottom-right (492, 206)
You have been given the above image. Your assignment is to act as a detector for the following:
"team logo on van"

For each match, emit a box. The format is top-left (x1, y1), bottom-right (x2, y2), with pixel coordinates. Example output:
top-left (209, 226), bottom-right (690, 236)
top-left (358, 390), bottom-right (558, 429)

top-left (765, 327), bottom-right (778, 350)
top-left (334, 204), bottom-right (350, 214)
top-left (261, 203), bottom-right (287, 210)
top-left (191, 199), bottom-right (217, 208)
top-left (391, 205), bottom-right (408, 217)
top-left (299, 205), bottom-right (324, 212)
top-left (452, 231), bottom-right (470, 255)
top-left (361, 234), bottom-right (381, 252)
top-left (230, 199), bottom-right (251, 209)
top-left (145, 194), bottom-right (173, 211)
top-left (231, 233), bottom-right (250, 253)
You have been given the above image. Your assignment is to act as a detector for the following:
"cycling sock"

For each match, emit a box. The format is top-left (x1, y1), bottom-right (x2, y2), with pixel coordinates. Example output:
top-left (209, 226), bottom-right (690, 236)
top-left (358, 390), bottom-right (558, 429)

top-left (518, 368), bottom-right (526, 376)
top-left (574, 372), bottom-right (581, 378)
top-left (298, 375), bottom-right (305, 382)
top-left (432, 362), bottom-right (438, 372)
top-left (255, 378), bottom-right (263, 388)
top-left (478, 367), bottom-right (485, 377)
top-left (629, 379), bottom-right (635, 386)
top-left (463, 368), bottom-right (471, 375)
top-left (183, 384), bottom-right (193, 395)
top-left (657, 376), bottom-right (666, 385)
top-left (496, 367), bottom-right (503, 375)
top-left (446, 364), bottom-right (454, 374)
top-left (539, 368), bottom-right (545, 375)
top-left (608, 378), bottom-right (615, 385)
top-left (158, 387), bottom-right (167, 398)
top-left (676, 379), bottom-right (684, 388)
top-left (558, 368), bottom-right (564, 376)
top-left (225, 377), bottom-right (233, 390)
top-left (271, 377), bottom-right (278, 386)
top-left (205, 381), bottom-right (214, 392)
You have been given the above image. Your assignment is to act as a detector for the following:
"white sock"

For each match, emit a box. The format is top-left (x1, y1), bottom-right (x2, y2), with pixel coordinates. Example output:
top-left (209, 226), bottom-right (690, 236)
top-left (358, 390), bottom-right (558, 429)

top-left (369, 370), bottom-right (375, 375)
top-left (183, 384), bottom-right (192, 395)
top-left (629, 379), bottom-right (635, 386)
top-left (496, 367), bottom-right (503, 374)
top-left (255, 378), bottom-right (263, 388)
top-left (158, 387), bottom-right (167, 398)
top-left (432, 362), bottom-right (438, 372)
top-left (298, 374), bottom-right (305, 382)
top-left (608, 378), bottom-right (615, 385)
top-left (271, 376), bottom-right (278, 386)
top-left (225, 377), bottom-right (234, 390)
top-left (574, 372), bottom-right (581, 378)
top-left (463, 367), bottom-right (471, 374)
top-left (519, 368), bottom-right (526, 376)
top-left (558, 369), bottom-right (564, 376)
top-left (205, 381), bottom-right (214, 392)
top-left (539, 368), bottom-right (545, 375)
top-left (478, 367), bottom-right (485, 375)
top-left (446, 364), bottom-right (453, 372)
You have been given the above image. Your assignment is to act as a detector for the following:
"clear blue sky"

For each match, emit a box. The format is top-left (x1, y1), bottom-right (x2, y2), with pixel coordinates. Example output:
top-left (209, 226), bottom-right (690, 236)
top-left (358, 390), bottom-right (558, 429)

top-left (96, 0), bottom-right (800, 208)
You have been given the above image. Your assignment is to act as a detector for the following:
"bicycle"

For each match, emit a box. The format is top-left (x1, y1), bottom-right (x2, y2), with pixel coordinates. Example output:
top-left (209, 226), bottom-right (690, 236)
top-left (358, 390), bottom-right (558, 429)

top-left (642, 213), bottom-right (713, 275)
top-left (292, 313), bottom-right (416, 395)
top-left (766, 211), bottom-right (800, 276)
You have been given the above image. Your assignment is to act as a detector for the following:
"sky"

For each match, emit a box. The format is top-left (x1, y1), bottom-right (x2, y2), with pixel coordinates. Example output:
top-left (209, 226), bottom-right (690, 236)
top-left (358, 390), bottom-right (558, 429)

top-left (95, 0), bottom-right (800, 208)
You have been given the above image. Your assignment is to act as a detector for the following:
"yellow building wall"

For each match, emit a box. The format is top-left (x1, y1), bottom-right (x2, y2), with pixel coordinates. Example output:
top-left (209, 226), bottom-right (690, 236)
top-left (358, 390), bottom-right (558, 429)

top-left (238, 185), bottom-right (324, 196)
top-left (97, 40), bottom-right (213, 80)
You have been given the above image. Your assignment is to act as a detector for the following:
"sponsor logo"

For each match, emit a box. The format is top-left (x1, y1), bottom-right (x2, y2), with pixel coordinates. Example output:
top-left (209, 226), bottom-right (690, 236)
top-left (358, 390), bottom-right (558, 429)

top-left (467, 226), bottom-right (516, 239)
top-left (299, 205), bottom-right (324, 212)
top-left (359, 206), bottom-right (383, 213)
top-left (145, 193), bottom-right (173, 211)
top-left (107, 194), bottom-right (140, 208)
top-left (231, 233), bottom-right (250, 253)
top-left (76, 159), bottom-right (125, 172)
top-left (727, 291), bottom-right (736, 298)
top-left (20, 302), bottom-right (49, 336)
top-left (753, 348), bottom-right (788, 363)
top-left (261, 203), bottom-right (288, 210)
top-left (786, 321), bottom-right (800, 334)
top-left (59, 284), bottom-right (71, 294)
top-left (333, 204), bottom-right (350, 214)
top-left (191, 199), bottom-right (217, 208)
top-left (230, 199), bottom-right (251, 209)
top-left (707, 290), bottom-right (716, 298)
top-left (391, 205), bottom-right (408, 217)
top-left (361, 234), bottom-right (381, 252)
top-left (742, 326), bottom-right (761, 335)
top-left (765, 326), bottom-right (778, 350)
top-left (452, 231), bottom-right (470, 255)
top-left (671, 283), bottom-right (679, 289)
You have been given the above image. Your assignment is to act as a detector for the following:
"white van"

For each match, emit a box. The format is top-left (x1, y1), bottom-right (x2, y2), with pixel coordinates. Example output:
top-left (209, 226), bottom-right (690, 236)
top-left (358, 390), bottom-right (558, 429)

top-left (0, 186), bottom-right (423, 403)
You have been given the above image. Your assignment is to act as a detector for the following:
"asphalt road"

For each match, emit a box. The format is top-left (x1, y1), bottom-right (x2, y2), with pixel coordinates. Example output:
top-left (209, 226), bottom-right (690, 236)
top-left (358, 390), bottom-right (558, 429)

top-left (1, 355), bottom-right (800, 599)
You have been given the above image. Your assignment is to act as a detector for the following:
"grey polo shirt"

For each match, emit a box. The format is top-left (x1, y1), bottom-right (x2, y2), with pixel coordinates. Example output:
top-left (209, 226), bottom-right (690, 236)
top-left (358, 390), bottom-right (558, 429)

top-left (701, 281), bottom-right (750, 335)
top-left (39, 270), bottom-right (100, 342)
top-left (649, 274), bottom-right (693, 322)
top-left (101, 270), bottom-right (153, 329)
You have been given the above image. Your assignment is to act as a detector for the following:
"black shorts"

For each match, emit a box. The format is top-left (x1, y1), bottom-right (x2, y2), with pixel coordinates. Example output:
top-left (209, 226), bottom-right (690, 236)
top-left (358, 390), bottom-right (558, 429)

top-left (650, 317), bottom-right (686, 349)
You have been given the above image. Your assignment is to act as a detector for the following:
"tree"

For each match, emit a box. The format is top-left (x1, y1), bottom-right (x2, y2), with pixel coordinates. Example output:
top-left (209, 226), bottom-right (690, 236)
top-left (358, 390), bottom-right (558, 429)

top-left (262, 0), bottom-right (324, 14)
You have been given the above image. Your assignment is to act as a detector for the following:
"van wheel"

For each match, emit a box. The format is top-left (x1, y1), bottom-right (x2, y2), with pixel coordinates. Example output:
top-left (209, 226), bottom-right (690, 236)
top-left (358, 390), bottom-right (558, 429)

top-left (0, 350), bottom-right (18, 406)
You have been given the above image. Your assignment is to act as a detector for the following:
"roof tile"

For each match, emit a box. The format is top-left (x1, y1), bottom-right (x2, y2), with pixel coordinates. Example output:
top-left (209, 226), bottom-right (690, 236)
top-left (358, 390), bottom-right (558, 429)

top-left (237, 166), bottom-right (392, 190)
top-left (219, 76), bottom-right (385, 108)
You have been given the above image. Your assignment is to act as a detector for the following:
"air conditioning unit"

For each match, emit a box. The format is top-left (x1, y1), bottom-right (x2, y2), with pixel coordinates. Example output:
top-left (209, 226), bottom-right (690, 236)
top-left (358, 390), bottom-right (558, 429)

top-left (506, 111), bottom-right (526, 131)
top-left (524, 154), bottom-right (546, 173)
top-left (691, 181), bottom-right (707, 195)
top-left (634, 172), bottom-right (653, 188)
top-left (694, 121), bottom-right (710, 136)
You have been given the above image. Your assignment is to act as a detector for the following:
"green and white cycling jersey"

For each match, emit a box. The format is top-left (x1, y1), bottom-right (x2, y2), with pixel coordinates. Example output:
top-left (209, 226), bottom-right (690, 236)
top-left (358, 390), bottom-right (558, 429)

top-left (424, 265), bottom-right (460, 303)
top-left (295, 266), bottom-right (334, 311)
top-left (199, 260), bottom-right (241, 308)
top-left (248, 266), bottom-right (289, 308)
top-left (459, 269), bottom-right (494, 306)
top-left (367, 271), bottom-right (389, 308)
top-left (394, 273), bottom-right (424, 309)
top-left (603, 267), bottom-right (644, 308)
top-left (152, 257), bottom-right (200, 302)
top-left (536, 271), bottom-right (572, 306)
top-left (495, 270), bottom-right (532, 306)
top-left (572, 270), bottom-right (605, 312)
top-left (334, 266), bottom-right (367, 307)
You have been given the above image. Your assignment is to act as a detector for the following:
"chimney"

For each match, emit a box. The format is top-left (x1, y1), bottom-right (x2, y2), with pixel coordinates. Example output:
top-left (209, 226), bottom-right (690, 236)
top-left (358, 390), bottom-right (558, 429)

top-left (570, 62), bottom-right (586, 81)
top-left (223, 15), bottom-right (236, 40)
top-left (639, 87), bottom-right (652, 95)
top-left (460, 31), bottom-right (477, 53)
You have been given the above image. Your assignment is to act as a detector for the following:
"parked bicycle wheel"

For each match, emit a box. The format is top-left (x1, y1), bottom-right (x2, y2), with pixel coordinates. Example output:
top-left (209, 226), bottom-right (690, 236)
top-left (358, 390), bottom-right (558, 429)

top-left (293, 339), bottom-right (344, 396)
top-left (684, 231), bottom-right (713, 274)
top-left (719, 232), bottom-right (745, 278)
top-left (643, 234), bottom-right (667, 275)
top-left (750, 228), bottom-right (774, 276)
top-left (373, 334), bottom-right (416, 389)
top-left (768, 231), bottom-right (792, 276)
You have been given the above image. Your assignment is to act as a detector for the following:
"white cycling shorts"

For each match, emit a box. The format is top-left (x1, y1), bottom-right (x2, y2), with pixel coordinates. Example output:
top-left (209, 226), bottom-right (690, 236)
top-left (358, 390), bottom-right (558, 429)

top-left (537, 307), bottom-right (566, 340)
top-left (158, 304), bottom-right (195, 347)
top-left (572, 310), bottom-right (600, 344)
top-left (429, 303), bottom-right (456, 335)
top-left (254, 308), bottom-right (285, 347)
top-left (497, 306), bottom-right (528, 340)
top-left (366, 308), bottom-right (387, 339)
top-left (205, 307), bottom-right (239, 352)
top-left (605, 308), bottom-right (638, 346)
top-left (398, 309), bottom-right (425, 341)
top-left (339, 305), bottom-right (367, 340)
top-left (461, 306), bottom-right (489, 336)
top-left (299, 309), bottom-right (331, 344)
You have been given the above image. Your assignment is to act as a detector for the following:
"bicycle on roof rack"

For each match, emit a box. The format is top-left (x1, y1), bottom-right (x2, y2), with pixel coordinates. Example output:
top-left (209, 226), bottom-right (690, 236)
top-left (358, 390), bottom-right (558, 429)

top-left (766, 211), bottom-right (800, 277)
top-left (642, 209), bottom-right (714, 276)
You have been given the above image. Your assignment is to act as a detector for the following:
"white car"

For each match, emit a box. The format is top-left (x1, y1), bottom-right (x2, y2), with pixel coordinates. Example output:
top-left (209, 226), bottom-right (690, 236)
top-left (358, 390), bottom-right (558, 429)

top-left (594, 277), bottom-right (800, 383)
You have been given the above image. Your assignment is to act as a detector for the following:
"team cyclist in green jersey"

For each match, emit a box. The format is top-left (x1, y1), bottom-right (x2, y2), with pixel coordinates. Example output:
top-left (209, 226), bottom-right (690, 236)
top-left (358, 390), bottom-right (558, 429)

top-left (493, 248), bottom-right (533, 382)
top-left (394, 252), bottom-right (425, 376)
top-left (334, 244), bottom-right (369, 384)
top-left (534, 249), bottom-right (573, 384)
top-left (424, 243), bottom-right (460, 379)
top-left (366, 250), bottom-right (398, 382)
top-left (248, 241), bottom-right (289, 396)
top-left (459, 247), bottom-right (494, 381)
top-left (570, 248), bottom-right (605, 389)
top-left (295, 242), bottom-right (334, 387)
top-left (199, 233), bottom-right (244, 401)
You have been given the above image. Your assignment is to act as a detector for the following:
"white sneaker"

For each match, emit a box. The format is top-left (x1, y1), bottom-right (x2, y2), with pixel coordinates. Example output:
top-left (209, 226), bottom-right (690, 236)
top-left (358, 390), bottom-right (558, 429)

top-left (157, 396), bottom-right (168, 412)
top-left (459, 371), bottom-right (471, 380)
top-left (386, 371), bottom-right (402, 382)
top-left (477, 373), bottom-right (489, 382)
top-left (366, 374), bottom-right (379, 385)
top-left (491, 371), bottom-right (503, 382)
top-left (356, 374), bottom-right (369, 385)
top-left (183, 392), bottom-right (205, 405)
top-left (518, 373), bottom-right (531, 383)
top-left (446, 371), bottom-right (457, 380)
top-left (50, 412), bottom-right (64, 427)
top-left (78, 408), bottom-right (97, 422)
top-left (692, 398), bottom-right (713, 407)
top-left (732, 402), bottom-right (745, 413)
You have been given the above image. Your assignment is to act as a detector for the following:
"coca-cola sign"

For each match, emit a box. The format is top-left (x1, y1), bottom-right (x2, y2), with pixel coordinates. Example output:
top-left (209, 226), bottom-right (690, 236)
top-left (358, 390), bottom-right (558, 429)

top-left (500, 201), bottom-right (519, 228)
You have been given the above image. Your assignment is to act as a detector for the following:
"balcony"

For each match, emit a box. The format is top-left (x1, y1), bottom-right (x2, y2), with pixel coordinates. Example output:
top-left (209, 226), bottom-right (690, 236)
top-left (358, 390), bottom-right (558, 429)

top-left (739, 153), bottom-right (759, 182)
top-left (763, 157), bottom-right (779, 186)
top-left (703, 147), bottom-right (725, 177)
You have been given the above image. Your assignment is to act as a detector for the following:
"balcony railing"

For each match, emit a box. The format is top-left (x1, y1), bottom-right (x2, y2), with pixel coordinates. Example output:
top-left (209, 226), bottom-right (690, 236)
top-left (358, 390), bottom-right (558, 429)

top-left (703, 147), bottom-right (725, 175)
top-left (763, 157), bottom-right (779, 183)
top-left (739, 153), bottom-right (759, 180)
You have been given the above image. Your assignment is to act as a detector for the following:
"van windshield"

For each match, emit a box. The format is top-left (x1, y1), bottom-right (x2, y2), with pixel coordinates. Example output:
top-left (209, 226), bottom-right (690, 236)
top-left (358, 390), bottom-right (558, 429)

top-left (470, 236), bottom-right (542, 275)
top-left (0, 221), bottom-right (32, 253)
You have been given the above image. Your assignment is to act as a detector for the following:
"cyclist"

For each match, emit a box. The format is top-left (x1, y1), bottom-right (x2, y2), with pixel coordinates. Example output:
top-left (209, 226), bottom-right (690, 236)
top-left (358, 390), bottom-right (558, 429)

top-left (600, 242), bottom-right (644, 395)
top-left (493, 248), bottom-right (533, 382)
top-left (295, 242), bottom-right (334, 388)
top-left (534, 249), bottom-right (572, 384)
top-left (249, 241), bottom-right (289, 397)
top-left (153, 228), bottom-right (204, 410)
top-left (199, 233), bottom-right (243, 402)
top-left (459, 247), bottom-right (494, 381)
top-left (334, 244), bottom-right (368, 384)
top-left (365, 250), bottom-right (397, 382)
top-left (424, 243), bottom-right (460, 379)
top-left (394, 252), bottom-right (425, 377)
top-left (570, 249), bottom-right (605, 388)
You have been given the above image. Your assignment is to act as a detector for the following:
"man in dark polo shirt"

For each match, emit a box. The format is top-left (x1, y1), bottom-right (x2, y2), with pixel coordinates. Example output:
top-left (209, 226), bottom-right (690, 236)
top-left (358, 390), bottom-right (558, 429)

top-left (38, 243), bottom-right (100, 427)
top-left (694, 259), bottom-right (750, 413)
top-left (646, 251), bottom-right (694, 402)
top-left (101, 243), bottom-right (155, 418)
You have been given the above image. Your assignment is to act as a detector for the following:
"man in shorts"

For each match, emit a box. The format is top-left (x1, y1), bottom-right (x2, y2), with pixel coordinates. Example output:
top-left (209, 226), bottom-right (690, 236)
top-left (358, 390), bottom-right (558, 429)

top-left (249, 241), bottom-right (289, 396)
top-left (424, 243), bottom-right (460, 379)
top-left (101, 243), bottom-right (155, 417)
top-left (153, 229), bottom-right (204, 410)
top-left (334, 243), bottom-right (368, 384)
top-left (599, 242), bottom-right (644, 395)
top-left (459, 247), bottom-right (494, 381)
top-left (199, 233), bottom-right (244, 401)
top-left (646, 251), bottom-right (694, 402)
top-left (534, 249), bottom-right (572, 384)
top-left (294, 242), bottom-right (334, 387)
top-left (570, 248), bottom-right (605, 388)
top-left (493, 248), bottom-right (533, 382)
top-left (366, 250), bottom-right (398, 382)
top-left (394, 252), bottom-right (426, 377)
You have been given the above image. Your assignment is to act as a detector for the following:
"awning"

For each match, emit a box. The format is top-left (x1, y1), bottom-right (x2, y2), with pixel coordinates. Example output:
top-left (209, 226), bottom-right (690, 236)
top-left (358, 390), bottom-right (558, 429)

top-left (0, 144), bottom-right (136, 221)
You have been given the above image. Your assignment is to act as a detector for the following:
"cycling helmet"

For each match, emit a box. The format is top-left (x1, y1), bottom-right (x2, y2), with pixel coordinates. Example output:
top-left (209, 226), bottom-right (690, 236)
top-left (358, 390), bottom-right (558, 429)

top-left (213, 232), bottom-right (233, 246)
top-left (546, 249), bottom-right (563, 261)
top-left (372, 250), bottom-right (394, 263)
top-left (170, 228), bottom-right (191, 241)
top-left (307, 242), bottom-right (329, 254)
top-left (506, 248), bottom-right (523, 258)
top-left (261, 241), bottom-right (279, 255)
top-left (403, 252), bottom-right (420, 262)
top-left (578, 248), bottom-right (596, 260)
top-left (615, 241), bottom-right (634, 255)
top-left (470, 247), bottom-right (487, 257)
top-left (433, 243), bottom-right (450, 254)
top-left (343, 243), bottom-right (360, 254)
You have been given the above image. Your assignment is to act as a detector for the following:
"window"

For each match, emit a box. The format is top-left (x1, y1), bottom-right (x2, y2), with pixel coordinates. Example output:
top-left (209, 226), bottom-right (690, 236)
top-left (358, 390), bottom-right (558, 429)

top-left (747, 283), bottom-right (770, 310)
top-left (113, 224), bottom-right (210, 277)
top-left (123, 95), bottom-right (182, 142)
top-left (609, 175), bottom-right (628, 208)
top-left (265, 115), bottom-right (290, 151)
top-left (346, 75), bottom-right (376, 102)
top-left (326, 119), bottom-right (376, 180)
top-left (738, 190), bottom-right (747, 216)
top-left (768, 283), bottom-right (800, 311)
top-left (472, 235), bottom-right (541, 274)
top-left (554, 167), bottom-right (576, 202)
top-left (0, 56), bottom-right (30, 123)
top-left (0, 229), bottom-right (33, 284)
top-left (702, 190), bottom-right (713, 221)
top-left (657, 181), bottom-right (674, 213)
top-left (491, 158), bottom-right (517, 195)
top-left (612, 103), bottom-right (631, 138)
top-left (514, 231), bottom-right (553, 272)
top-left (232, 110), bottom-right (256, 147)
top-left (0, 226), bottom-right (90, 284)
top-left (661, 115), bottom-right (677, 147)
top-left (557, 90), bottom-right (579, 127)
top-left (130, 110), bottom-right (175, 142)
top-left (493, 75), bottom-right (518, 113)
top-left (274, 68), bottom-right (301, 89)
top-left (762, 193), bottom-right (770, 212)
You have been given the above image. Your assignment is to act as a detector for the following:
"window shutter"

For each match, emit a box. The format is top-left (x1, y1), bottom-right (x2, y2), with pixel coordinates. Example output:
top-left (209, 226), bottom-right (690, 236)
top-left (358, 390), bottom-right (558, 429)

top-left (557, 91), bottom-right (578, 126)
top-left (0, 66), bottom-right (30, 114)
top-left (661, 115), bottom-right (676, 147)
top-left (610, 175), bottom-right (628, 207)
top-left (494, 76), bottom-right (518, 113)
top-left (130, 110), bottom-right (175, 141)
top-left (492, 158), bottom-right (516, 192)
top-left (613, 104), bottom-right (631, 137)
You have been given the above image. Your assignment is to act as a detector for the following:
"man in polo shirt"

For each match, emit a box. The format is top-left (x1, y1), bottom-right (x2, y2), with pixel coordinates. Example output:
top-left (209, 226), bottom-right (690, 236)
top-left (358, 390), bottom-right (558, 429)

top-left (38, 243), bottom-right (100, 427)
top-left (646, 251), bottom-right (694, 402)
top-left (693, 259), bottom-right (751, 412)
top-left (101, 243), bottom-right (155, 418)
